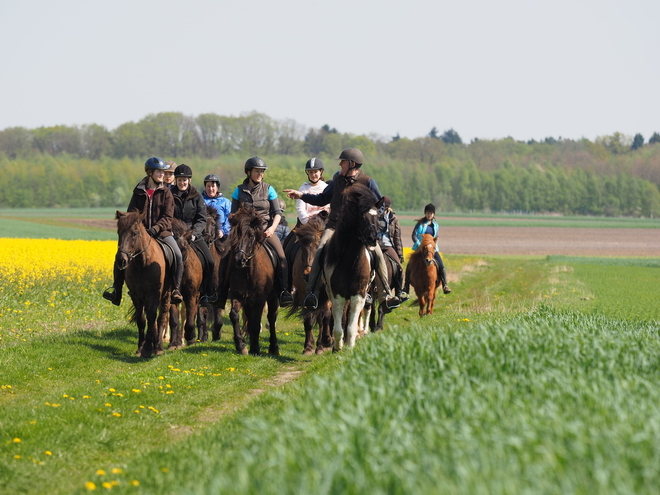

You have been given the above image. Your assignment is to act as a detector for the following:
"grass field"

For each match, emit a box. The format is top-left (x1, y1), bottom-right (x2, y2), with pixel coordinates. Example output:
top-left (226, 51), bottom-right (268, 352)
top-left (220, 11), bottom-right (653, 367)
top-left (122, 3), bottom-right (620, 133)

top-left (1, 217), bottom-right (660, 493)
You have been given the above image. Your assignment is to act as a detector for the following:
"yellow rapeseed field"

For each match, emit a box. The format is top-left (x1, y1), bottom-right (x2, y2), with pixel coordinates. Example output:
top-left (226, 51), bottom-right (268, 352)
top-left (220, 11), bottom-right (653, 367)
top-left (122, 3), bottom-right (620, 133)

top-left (0, 239), bottom-right (116, 292)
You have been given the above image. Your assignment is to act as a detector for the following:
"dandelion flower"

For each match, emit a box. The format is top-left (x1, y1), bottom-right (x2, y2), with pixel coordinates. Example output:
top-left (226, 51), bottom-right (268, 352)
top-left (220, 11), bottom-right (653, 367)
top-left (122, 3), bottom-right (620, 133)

top-left (96, 469), bottom-right (106, 476)
top-left (84, 481), bottom-right (97, 490)
top-left (13, 438), bottom-right (21, 443)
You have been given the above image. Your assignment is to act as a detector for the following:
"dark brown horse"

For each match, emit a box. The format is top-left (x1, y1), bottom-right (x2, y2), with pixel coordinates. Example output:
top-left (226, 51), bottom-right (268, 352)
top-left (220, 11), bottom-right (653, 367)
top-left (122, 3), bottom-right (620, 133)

top-left (366, 251), bottom-right (402, 332)
top-left (226, 206), bottom-right (280, 355)
top-left (115, 210), bottom-right (171, 357)
top-left (406, 233), bottom-right (440, 316)
top-left (168, 218), bottom-right (203, 349)
top-left (286, 212), bottom-right (333, 355)
top-left (197, 206), bottom-right (229, 342)
top-left (323, 184), bottom-right (383, 350)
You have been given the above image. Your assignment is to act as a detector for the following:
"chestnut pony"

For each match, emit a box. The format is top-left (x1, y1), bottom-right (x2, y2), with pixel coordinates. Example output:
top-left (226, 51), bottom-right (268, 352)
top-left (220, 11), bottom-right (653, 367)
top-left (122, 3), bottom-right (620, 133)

top-left (114, 210), bottom-right (171, 357)
top-left (405, 233), bottom-right (440, 316)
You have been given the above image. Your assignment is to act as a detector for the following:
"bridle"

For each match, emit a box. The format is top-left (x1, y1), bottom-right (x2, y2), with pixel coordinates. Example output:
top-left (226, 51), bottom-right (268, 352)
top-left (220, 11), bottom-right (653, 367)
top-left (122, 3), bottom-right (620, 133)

top-left (236, 239), bottom-right (264, 268)
top-left (118, 229), bottom-right (152, 264)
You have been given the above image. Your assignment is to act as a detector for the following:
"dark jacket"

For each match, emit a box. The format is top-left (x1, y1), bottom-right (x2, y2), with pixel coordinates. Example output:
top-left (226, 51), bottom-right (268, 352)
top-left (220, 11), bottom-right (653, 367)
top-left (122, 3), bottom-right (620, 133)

top-left (172, 185), bottom-right (207, 238)
top-left (301, 170), bottom-right (381, 229)
top-left (379, 209), bottom-right (404, 260)
top-left (231, 179), bottom-right (282, 229)
top-left (127, 177), bottom-right (174, 238)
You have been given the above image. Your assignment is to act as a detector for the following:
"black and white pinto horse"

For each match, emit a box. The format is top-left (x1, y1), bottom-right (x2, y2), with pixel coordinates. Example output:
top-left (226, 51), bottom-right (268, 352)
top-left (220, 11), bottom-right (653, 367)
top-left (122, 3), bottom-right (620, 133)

top-left (323, 183), bottom-right (383, 351)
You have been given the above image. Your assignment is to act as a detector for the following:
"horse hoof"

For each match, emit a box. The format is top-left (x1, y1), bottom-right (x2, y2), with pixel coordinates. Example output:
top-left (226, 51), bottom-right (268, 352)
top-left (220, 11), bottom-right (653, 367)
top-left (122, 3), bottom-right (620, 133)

top-left (155, 349), bottom-right (164, 356)
top-left (186, 340), bottom-right (196, 346)
top-left (302, 349), bottom-right (314, 356)
top-left (239, 347), bottom-right (249, 355)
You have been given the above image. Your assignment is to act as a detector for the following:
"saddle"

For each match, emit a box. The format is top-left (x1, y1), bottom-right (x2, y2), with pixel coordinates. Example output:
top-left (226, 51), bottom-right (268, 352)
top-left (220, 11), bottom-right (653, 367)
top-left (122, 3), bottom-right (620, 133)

top-left (155, 238), bottom-right (176, 272)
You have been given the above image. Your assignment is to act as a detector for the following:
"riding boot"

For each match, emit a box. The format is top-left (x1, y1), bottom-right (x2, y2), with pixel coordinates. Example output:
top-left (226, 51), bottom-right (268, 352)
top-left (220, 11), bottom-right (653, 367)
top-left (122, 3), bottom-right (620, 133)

top-left (303, 248), bottom-right (324, 310)
top-left (440, 267), bottom-right (451, 294)
top-left (279, 259), bottom-right (294, 308)
top-left (394, 269), bottom-right (408, 302)
top-left (171, 257), bottom-right (184, 304)
top-left (102, 262), bottom-right (124, 306)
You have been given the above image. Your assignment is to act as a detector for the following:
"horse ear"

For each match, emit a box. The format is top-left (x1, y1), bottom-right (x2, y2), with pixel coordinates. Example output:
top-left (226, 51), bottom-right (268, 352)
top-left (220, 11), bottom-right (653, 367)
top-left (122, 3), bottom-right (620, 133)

top-left (115, 210), bottom-right (125, 220)
top-left (376, 197), bottom-right (385, 209)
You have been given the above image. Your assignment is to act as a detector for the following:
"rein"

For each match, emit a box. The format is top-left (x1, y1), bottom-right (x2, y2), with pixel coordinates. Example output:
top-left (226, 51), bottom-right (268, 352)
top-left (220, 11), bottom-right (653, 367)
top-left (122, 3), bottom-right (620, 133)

top-left (236, 241), bottom-right (264, 268)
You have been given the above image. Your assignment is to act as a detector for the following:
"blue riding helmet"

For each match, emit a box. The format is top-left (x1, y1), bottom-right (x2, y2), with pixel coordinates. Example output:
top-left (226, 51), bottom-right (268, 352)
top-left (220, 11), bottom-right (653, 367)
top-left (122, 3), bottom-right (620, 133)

top-left (144, 156), bottom-right (167, 172)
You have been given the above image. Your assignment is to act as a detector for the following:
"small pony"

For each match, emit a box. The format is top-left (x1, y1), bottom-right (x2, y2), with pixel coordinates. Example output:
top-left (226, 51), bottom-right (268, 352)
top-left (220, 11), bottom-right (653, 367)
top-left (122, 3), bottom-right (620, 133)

top-left (405, 233), bottom-right (440, 316)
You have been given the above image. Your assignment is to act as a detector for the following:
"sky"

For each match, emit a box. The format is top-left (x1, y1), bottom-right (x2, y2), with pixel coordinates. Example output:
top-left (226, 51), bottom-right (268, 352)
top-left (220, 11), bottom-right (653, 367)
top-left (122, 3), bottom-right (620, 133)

top-left (1, 0), bottom-right (658, 143)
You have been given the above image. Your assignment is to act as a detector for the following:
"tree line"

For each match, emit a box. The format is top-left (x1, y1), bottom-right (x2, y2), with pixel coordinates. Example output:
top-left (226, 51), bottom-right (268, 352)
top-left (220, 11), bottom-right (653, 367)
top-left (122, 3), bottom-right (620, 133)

top-left (1, 111), bottom-right (659, 216)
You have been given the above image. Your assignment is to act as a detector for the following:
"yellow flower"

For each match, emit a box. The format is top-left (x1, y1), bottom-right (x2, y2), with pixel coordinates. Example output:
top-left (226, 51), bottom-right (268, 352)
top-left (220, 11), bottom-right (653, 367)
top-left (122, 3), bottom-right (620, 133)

top-left (130, 480), bottom-right (140, 487)
top-left (112, 412), bottom-right (121, 417)
top-left (111, 468), bottom-right (123, 474)
top-left (84, 481), bottom-right (97, 490)
top-left (13, 438), bottom-right (21, 443)
top-left (45, 451), bottom-right (52, 456)
top-left (96, 469), bottom-right (106, 476)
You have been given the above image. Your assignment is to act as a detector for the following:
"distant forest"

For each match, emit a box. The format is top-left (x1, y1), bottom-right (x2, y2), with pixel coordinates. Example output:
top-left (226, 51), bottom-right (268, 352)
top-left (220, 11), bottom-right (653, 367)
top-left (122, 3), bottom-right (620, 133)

top-left (1, 111), bottom-right (659, 217)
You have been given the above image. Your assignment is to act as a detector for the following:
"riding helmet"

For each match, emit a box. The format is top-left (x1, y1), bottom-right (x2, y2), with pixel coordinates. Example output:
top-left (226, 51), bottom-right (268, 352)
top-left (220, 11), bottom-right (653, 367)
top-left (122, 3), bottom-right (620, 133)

top-left (244, 156), bottom-right (267, 174)
top-left (203, 174), bottom-right (221, 187)
top-left (144, 156), bottom-right (167, 171)
top-left (164, 160), bottom-right (177, 172)
top-left (305, 157), bottom-right (324, 171)
top-left (424, 203), bottom-right (436, 214)
top-left (336, 148), bottom-right (364, 165)
top-left (174, 164), bottom-right (193, 178)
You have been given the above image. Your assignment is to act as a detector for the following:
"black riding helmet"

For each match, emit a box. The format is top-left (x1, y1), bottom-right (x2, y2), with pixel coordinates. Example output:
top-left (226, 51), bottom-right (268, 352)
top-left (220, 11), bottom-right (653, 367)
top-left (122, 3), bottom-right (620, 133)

top-left (174, 164), bottom-right (193, 178)
top-left (244, 157), bottom-right (267, 174)
top-left (305, 157), bottom-right (324, 171)
top-left (144, 156), bottom-right (167, 172)
top-left (203, 174), bottom-right (221, 187)
top-left (424, 203), bottom-right (436, 214)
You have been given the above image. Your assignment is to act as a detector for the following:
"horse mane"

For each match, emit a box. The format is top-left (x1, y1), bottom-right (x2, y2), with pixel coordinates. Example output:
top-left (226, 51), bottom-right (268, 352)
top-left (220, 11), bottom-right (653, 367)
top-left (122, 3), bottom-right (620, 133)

top-left (335, 183), bottom-right (377, 233)
top-left (295, 210), bottom-right (328, 244)
top-left (228, 206), bottom-right (265, 251)
top-left (171, 218), bottom-right (191, 253)
top-left (116, 210), bottom-right (146, 232)
top-left (205, 205), bottom-right (220, 243)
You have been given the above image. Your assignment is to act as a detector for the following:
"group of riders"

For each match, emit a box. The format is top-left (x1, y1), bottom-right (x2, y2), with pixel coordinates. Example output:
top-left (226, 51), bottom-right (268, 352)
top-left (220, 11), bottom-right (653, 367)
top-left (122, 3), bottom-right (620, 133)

top-left (103, 147), bottom-right (451, 311)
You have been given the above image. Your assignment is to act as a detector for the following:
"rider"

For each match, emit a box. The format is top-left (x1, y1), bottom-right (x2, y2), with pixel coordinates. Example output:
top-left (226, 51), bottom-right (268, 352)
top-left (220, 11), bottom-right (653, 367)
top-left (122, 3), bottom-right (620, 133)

top-left (274, 199), bottom-right (291, 243)
top-left (284, 147), bottom-right (403, 311)
top-left (103, 156), bottom-right (183, 306)
top-left (228, 157), bottom-right (294, 307)
top-left (296, 157), bottom-right (330, 226)
top-left (164, 161), bottom-right (176, 188)
top-left (377, 196), bottom-right (408, 302)
top-left (171, 164), bottom-right (216, 307)
top-left (201, 173), bottom-right (231, 240)
top-left (405, 203), bottom-right (451, 294)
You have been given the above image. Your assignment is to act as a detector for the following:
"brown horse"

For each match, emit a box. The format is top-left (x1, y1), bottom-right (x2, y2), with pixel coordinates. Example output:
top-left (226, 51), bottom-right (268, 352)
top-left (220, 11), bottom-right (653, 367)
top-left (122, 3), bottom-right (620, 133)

top-left (324, 184), bottom-right (383, 351)
top-left (115, 210), bottom-right (171, 357)
top-left (286, 212), bottom-right (333, 355)
top-left (366, 251), bottom-right (402, 332)
top-left (197, 206), bottom-right (229, 342)
top-left (226, 206), bottom-right (280, 355)
top-left (406, 233), bottom-right (440, 316)
top-left (168, 218), bottom-right (203, 349)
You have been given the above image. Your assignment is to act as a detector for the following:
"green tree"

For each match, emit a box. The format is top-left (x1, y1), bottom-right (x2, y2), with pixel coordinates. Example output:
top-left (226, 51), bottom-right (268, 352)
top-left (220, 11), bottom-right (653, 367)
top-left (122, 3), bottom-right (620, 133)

top-left (649, 132), bottom-right (660, 145)
top-left (631, 133), bottom-right (644, 151)
top-left (441, 128), bottom-right (463, 145)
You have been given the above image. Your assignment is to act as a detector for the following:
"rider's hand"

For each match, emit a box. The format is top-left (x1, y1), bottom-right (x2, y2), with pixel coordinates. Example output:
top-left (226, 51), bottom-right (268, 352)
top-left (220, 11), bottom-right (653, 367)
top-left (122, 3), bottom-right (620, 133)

top-left (400, 256), bottom-right (405, 263)
top-left (264, 227), bottom-right (274, 238)
top-left (283, 189), bottom-right (302, 200)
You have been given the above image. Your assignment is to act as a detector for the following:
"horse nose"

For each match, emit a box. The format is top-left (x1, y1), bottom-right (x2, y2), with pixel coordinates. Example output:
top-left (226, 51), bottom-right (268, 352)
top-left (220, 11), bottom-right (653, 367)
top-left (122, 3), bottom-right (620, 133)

top-left (118, 253), bottom-right (129, 270)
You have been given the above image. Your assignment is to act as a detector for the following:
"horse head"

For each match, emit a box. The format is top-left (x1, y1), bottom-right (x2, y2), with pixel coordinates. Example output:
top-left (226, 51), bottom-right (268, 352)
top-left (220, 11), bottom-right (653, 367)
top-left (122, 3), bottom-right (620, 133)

top-left (115, 210), bottom-right (150, 270)
top-left (228, 206), bottom-right (265, 268)
top-left (338, 184), bottom-right (382, 250)
top-left (295, 212), bottom-right (328, 277)
top-left (420, 234), bottom-right (436, 266)
top-left (204, 205), bottom-right (220, 243)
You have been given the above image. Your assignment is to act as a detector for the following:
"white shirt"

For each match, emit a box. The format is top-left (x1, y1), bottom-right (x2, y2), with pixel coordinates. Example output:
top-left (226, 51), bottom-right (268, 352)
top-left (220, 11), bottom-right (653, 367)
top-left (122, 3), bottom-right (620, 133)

top-left (296, 180), bottom-right (330, 224)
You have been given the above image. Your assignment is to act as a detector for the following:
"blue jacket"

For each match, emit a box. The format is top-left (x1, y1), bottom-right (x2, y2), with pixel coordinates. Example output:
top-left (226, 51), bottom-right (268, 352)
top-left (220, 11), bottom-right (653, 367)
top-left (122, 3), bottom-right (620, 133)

top-left (412, 219), bottom-right (439, 251)
top-left (202, 192), bottom-right (231, 237)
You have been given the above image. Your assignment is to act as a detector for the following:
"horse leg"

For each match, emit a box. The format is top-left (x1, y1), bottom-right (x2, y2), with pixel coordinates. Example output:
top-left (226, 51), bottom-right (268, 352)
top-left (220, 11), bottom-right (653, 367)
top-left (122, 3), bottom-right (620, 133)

top-left (230, 300), bottom-right (248, 355)
top-left (212, 305), bottom-right (223, 341)
top-left (168, 305), bottom-right (182, 350)
top-left (316, 306), bottom-right (334, 354)
top-left (330, 298), bottom-right (345, 352)
top-left (245, 305), bottom-right (263, 356)
top-left (419, 293), bottom-right (427, 317)
top-left (266, 299), bottom-right (279, 355)
top-left (302, 310), bottom-right (315, 355)
top-left (155, 297), bottom-right (169, 356)
top-left (135, 304), bottom-right (147, 356)
top-left (346, 296), bottom-right (365, 348)
top-left (375, 303), bottom-right (386, 332)
top-left (197, 307), bottom-right (208, 343)
top-left (184, 300), bottom-right (198, 346)
top-left (141, 300), bottom-right (159, 358)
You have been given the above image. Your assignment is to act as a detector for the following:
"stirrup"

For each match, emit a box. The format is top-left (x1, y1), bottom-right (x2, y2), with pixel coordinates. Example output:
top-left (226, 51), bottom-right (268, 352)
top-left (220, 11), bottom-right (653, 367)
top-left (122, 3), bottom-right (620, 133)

top-left (365, 293), bottom-right (373, 305)
top-left (171, 289), bottom-right (183, 304)
top-left (303, 293), bottom-right (318, 310)
top-left (280, 290), bottom-right (294, 308)
top-left (385, 295), bottom-right (401, 309)
top-left (398, 291), bottom-right (409, 303)
top-left (199, 295), bottom-right (211, 308)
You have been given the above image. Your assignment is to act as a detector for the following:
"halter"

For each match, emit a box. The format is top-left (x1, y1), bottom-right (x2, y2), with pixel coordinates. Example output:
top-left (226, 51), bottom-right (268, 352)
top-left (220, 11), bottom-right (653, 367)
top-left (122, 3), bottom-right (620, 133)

top-left (236, 241), bottom-right (264, 268)
top-left (118, 230), bottom-right (152, 264)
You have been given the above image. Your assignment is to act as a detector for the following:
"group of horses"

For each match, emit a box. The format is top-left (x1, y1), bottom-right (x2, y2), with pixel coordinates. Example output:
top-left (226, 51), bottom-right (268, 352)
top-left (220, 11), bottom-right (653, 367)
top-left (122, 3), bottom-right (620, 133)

top-left (114, 184), bottom-right (442, 358)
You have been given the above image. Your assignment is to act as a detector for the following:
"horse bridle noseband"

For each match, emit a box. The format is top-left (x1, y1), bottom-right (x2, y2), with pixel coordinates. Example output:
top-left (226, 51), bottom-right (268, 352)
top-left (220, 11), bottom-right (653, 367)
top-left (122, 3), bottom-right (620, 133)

top-left (118, 231), bottom-right (152, 263)
top-left (236, 241), bottom-right (264, 268)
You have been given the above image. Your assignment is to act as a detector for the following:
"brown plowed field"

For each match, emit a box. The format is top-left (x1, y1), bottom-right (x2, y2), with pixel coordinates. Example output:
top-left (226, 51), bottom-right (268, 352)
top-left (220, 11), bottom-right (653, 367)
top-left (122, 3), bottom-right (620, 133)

top-left (399, 225), bottom-right (660, 257)
top-left (67, 217), bottom-right (660, 257)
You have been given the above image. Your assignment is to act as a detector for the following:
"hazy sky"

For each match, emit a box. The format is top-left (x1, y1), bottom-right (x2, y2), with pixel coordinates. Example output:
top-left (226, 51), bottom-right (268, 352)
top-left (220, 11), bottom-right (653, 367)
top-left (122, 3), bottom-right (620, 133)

top-left (2, 0), bottom-right (658, 143)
